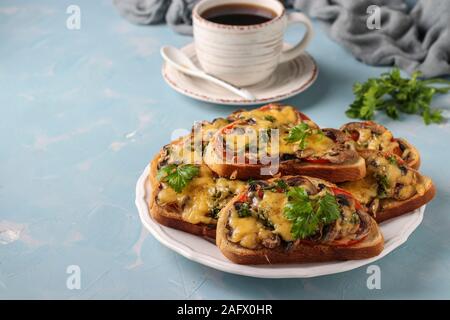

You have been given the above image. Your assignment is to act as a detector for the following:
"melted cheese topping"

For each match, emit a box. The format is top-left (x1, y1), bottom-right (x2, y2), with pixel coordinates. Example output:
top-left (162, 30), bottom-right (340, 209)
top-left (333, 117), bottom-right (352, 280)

top-left (340, 177), bottom-right (378, 205)
top-left (234, 106), bottom-right (299, 126)
top-left (257, 192), bottom-right (293, 241)
top-left (303, 134), bottom-right (336, 156)
top-left (228, 212), bottom-right (271, 249)
top-left (355, 129), bottom-right (396, 152)
top-left (157, 165), bottom-right (245, 225)
top-left (215, 178), bottom-right (246, 195)
top-left (218, 106), bottom-right (338, 160)
top-left (157, 165), bottom-right (215, 224)
top-left (202, 118), bottom-right (230, 142)
top-left (157, 117), bottom-right (243, 225)
top-left (340, 153), bottom-right (427, 207)
top-left (166, 118), bottom-right (229, 165)
top-left (350, 127), bottom-right (417, 165)
top-left (358, 128), bottom-right (419, 162)
top-left (227, 182), bottom-right (364, 249)
top-left (166, 138), bottom-right (202, 165)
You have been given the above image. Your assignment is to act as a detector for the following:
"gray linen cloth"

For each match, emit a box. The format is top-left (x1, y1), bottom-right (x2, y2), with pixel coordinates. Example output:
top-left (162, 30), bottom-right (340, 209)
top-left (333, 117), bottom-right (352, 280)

top-left (113, 0), bottom-right (450, 78)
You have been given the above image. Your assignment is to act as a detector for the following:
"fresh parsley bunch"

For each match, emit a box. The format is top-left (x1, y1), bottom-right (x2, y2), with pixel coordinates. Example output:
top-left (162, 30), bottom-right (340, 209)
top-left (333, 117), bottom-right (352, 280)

top-left (157, 164), bottom-right (200, 193)
top-left (346, 68), bottom-right (450, 125)
top-left (283, 187), bottom-right (341, 239)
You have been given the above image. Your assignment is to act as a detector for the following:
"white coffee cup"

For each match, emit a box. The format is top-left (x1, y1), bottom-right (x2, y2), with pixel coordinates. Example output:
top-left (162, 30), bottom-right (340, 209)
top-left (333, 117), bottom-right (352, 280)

top-left (192, 0), bottom-right (314, 87)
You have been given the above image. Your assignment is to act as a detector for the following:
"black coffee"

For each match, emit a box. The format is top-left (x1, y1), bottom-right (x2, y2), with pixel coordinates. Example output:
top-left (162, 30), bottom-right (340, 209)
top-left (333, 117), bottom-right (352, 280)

top-left (202, 4), bottom-right (277, 26)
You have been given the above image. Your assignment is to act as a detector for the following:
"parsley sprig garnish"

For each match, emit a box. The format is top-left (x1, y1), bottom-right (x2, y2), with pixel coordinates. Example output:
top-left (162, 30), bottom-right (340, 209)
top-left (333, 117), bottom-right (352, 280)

top-left (264, 115), bottom-right (276, 122)
top-left (157, 164), bottom-right (200, 193)
top-left (275, 179), bottom-right (288, 192)
top-left (283, 187), bottom-right (341, 239)
top-left (285, 123), bottom-right (317, 149)
top-left (346, 68), bottom-right (450, 125)
top-left (387, 155), bottom-right (398, 165)
top-left (237, 203), bottom-right (252, 218)
top-left (375, 174), bottom-right (390, 198)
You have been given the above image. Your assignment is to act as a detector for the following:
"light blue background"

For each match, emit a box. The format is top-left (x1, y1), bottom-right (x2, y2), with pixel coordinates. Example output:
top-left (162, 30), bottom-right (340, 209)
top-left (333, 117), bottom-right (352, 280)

top-left (1, 0), bottom-right (449, 299)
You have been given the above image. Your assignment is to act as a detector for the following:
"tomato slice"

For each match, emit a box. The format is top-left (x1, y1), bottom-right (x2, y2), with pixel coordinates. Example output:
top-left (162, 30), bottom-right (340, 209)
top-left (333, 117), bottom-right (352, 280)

top-left (385, 152), bottom-right (405, 165)
top-left (303, 158), bottom-right (330, 164)
top-left (392, 145), bottom-right (402, 156)
top-left (222, 123), bottom-right (237, 134)
top-left (331, 187), bottom-right (363, 211)
top-left (350, 130), bottom-right (360, 141)
top-left (257, 189), bottom-right (264, 199)
top-left (238, 193), bottom-right (249, 203)
top-left (331, 187), bottom-right (353, 198)
top-left (298, 112), bottom-right (311, 121)
top-left (259, 104), bottom-right (275, 111)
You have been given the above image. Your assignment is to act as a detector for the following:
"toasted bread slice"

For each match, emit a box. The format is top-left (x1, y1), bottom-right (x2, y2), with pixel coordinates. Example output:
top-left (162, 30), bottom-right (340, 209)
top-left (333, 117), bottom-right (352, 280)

top-left (374, 182), bottom-right (435, 222)
top-left (149, 155), bottom-right (217, 239)
top-left (205, 105), bottom-right (366, 182)
top-left (339, 150), bottom-right (435, 223)
top-left (340, 121), bottom-right (421, 169)
top-left (148, 117), bottom-right (246, 239)
top-left (205, 143), bottom-right (366, 182)
top-left (216, 176), bottom-right (384, 264)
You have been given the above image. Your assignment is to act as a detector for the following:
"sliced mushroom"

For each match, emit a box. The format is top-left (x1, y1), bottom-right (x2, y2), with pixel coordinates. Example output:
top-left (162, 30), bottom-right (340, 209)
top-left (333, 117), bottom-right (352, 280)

top-left (321, 224), bottom-right (339, 242)
top-left (322, 128), bottom-right (350, 143)
top-left (226, 109), bottom-right (245, 121)
top-left (295, 148), bottom-right (315, 159)
top-left (280, 153), bottom-right (297, 161)
top-left (368, 198), bottom-right (380, 216)
top-left (262, 235), bottom-right (281, 249)
top-left (248, 180), bottom-right (270, 192)
top-left (341, 121), bottom-right (387, 135)
top-left (322, 147), bottom-right (359, 164)
top-left (231, 127), bottom-right (246, 135)
top-left (394, 183), bottom-right (416, 200)
top-left (246, 118), bottom-right (257, 125)
top-left (336, 194), bottom-right (350, 207)
top-left (285, 176), bottom-right (318, 194)
top-left (355, 210), bottom-right (372, 237)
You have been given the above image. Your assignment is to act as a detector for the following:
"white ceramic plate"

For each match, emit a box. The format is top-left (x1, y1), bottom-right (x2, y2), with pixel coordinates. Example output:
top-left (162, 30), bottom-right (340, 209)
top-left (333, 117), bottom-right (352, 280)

top-left (161, 43), bottom-right (318, 106)
top-left (136, 165), bottom-right (425, 278)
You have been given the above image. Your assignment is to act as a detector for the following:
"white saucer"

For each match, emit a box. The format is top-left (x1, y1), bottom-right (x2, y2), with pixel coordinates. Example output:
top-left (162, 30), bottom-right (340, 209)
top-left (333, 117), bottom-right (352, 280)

top-left (161, 43), bottom-right (319, 106)
top-left (136, 164), bottom-right (425, 278)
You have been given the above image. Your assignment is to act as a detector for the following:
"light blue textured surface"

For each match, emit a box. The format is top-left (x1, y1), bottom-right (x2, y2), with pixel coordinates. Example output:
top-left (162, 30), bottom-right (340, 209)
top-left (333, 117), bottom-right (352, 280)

top-left (1, 0), bottom-right (449, 299)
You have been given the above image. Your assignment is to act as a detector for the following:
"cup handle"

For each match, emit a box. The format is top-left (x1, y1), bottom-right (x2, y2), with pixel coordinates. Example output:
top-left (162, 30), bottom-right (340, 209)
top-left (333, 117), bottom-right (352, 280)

top-left (279, 12), bottom-right (314, 64)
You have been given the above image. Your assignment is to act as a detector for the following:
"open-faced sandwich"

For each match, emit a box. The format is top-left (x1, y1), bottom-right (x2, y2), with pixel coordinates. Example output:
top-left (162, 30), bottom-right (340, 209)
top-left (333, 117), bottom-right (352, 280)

top-left (149, 117), bottom-right (247, 238)
top-left (204, 104), bottom-right (366, 182)
top-left (339, 150), bottom-right (435, 223)
top-left (216, 176), bottom-right (384, 264)
top-left (340, 121), bottom-right (420, 169)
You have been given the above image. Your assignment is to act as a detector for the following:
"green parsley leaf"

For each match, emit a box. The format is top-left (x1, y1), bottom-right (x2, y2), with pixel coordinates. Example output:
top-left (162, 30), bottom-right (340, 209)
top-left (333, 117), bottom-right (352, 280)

top-left (283, 187), bottom-right (341, 240)
top-left (387, 155), bottom-right (398, 165)
top-left (316, 194), bottom-right (341, 224)
top-left (284, 187), bottom-right (316, 239)
top-left (376, 174), bottom-right (390, 198)
top-left (157, 164), bottom-right (200, 193)
top-left (285, 123), bottom-right (313, 149)
top-left (261, 179), bottom-right (289, 192)
top-left (237, 202), bottom-right (252, 218)
top-left (345, 68), bottom-right (449, 125)
top-left (264, 115), bottom-right (276, 122)
top-left (211, 207), bottom-right (221, 219)
top-left (275, 179), bottom-right (288, 192)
